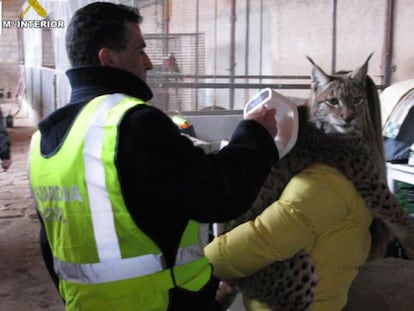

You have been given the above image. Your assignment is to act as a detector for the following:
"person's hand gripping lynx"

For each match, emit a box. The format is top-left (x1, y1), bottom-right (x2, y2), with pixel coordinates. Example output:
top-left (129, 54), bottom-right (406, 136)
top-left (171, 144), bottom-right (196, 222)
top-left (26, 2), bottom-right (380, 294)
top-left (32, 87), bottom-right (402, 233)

top-left (244, 88), bottom-right (299, 159)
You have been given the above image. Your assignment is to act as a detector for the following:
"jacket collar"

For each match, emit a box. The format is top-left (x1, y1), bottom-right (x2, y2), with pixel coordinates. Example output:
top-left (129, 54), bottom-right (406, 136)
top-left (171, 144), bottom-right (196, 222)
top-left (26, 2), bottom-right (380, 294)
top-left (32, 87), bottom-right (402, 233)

top-left (66, 66), bottom-right (153, 104)
top-left (38, 66), bottom-right (153, 135)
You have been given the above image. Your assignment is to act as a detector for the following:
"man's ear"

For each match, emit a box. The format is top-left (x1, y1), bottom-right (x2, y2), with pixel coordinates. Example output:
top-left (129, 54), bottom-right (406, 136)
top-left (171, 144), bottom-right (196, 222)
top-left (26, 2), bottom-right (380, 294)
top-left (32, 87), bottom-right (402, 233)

top-left (98, 48), bottom-right (116, 66)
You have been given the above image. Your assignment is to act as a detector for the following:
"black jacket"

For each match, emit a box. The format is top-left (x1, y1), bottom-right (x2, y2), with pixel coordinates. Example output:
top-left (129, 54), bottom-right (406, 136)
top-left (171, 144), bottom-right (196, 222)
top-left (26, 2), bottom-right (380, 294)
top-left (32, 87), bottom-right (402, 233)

top-left (36, 66), bottom-right (278, 310)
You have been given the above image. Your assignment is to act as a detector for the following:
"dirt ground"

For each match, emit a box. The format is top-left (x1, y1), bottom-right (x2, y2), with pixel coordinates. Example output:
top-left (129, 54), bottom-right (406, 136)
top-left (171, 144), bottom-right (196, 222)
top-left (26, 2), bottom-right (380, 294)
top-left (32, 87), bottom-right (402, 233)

top-left (0, 112), bottom-right (65, 311)
top-left (1, 109), bottom-right (414, 311)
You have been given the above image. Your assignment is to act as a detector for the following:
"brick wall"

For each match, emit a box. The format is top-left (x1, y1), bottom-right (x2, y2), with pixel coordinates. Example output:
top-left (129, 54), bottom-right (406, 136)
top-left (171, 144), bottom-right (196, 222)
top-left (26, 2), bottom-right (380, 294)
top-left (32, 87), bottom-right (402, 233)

top-left (0, 0), bottom-right (26, 98)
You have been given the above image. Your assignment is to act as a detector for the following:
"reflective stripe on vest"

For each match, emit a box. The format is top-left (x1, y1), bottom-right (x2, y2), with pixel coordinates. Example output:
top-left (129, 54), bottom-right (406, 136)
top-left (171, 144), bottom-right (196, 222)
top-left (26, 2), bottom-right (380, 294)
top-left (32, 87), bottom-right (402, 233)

top-left (30, 94), bottom-right (211, 293)
top-left (84, 93), bottom-right (125, 261)
top-left (54, 243), bottom-right (204, 284)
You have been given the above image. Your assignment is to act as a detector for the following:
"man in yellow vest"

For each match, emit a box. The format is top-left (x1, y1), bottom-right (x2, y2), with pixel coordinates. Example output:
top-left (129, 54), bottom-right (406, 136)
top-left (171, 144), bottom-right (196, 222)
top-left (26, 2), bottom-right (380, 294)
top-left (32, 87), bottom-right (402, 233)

top-left (29, 2), bottom-right (279, 310)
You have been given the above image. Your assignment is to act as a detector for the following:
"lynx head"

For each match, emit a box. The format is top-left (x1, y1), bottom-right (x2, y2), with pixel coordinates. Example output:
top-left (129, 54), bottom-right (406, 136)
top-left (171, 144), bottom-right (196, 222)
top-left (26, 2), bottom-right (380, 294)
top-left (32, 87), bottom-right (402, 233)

top-left (307, 54), bottom-right (373, 135)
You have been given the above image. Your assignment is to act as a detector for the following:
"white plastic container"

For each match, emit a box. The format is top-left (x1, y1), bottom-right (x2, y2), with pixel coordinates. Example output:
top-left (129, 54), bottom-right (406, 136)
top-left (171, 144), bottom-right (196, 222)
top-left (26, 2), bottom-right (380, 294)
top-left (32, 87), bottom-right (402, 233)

top-left (244, 88), bottom-right (299, 159)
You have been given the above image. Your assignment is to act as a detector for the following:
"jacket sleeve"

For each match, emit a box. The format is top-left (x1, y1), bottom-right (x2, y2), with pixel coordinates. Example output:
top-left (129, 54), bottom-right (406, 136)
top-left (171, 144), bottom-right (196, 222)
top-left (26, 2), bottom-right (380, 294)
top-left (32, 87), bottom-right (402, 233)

top-left (118, 106), bottom-right (279, 224)
top-left (204, 165), bottom-right (352, 280)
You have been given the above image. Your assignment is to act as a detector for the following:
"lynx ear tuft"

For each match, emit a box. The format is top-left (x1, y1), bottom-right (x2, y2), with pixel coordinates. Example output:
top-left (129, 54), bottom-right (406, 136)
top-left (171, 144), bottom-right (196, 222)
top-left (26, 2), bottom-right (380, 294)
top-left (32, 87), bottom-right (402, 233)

top-left (307, 56), bottom-right (330, 90)
top-left (306, 55), bottom-right (316, 66)
top-left (351, 52), bottom-right (374, 82)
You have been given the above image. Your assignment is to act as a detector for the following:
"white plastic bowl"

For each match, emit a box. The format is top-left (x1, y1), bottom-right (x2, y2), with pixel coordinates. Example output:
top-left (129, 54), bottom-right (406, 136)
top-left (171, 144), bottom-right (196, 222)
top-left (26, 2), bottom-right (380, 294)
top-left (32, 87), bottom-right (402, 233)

top-left (244, 88), bottom-right (299, 159)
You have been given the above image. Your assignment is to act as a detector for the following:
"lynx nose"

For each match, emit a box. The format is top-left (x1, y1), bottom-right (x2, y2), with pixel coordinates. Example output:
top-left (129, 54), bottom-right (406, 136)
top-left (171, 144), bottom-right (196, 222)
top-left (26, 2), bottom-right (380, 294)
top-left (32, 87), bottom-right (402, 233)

top-left (342, 112), bottom-right (355, 124)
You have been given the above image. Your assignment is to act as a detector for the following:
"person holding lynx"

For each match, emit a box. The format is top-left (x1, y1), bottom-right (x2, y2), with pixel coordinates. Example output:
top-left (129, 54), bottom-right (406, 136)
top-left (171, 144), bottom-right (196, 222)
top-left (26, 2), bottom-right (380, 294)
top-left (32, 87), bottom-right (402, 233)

top-left (205, 56), bottom-right (414, 310)
top-left (28, 2), bottom-right (280, 311)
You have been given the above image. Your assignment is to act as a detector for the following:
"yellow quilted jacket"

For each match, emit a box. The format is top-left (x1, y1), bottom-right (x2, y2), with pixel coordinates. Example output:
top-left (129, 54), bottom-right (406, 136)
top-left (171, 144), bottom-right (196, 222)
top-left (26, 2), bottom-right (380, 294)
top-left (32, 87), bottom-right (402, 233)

top-left (204, 164), bottom-right (373, 311)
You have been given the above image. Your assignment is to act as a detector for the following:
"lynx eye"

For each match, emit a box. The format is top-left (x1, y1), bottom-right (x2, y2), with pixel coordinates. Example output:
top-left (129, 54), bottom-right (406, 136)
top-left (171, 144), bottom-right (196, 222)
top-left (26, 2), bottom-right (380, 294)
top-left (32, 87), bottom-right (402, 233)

top-left (328, 98), bottom-right (339, 106)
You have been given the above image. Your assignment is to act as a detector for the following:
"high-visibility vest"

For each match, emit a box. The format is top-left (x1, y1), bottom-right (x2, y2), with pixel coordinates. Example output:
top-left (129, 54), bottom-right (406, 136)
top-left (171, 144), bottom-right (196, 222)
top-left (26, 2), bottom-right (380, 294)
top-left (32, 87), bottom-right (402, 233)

top-left (29, 94), bottom-right (212, 311)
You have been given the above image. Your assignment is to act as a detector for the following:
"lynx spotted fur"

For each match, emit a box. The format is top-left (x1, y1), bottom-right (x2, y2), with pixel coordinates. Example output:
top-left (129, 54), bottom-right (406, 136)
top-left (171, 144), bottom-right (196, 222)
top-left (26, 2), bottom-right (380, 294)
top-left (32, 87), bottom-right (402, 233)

top-left (222, 55), bottom-right (414, 311)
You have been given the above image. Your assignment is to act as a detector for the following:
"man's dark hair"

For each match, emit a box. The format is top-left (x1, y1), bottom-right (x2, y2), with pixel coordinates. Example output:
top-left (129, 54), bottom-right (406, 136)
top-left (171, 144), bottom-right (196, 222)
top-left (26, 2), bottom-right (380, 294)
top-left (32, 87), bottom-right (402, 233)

top-left (66, 2), bottom-right (142, 66)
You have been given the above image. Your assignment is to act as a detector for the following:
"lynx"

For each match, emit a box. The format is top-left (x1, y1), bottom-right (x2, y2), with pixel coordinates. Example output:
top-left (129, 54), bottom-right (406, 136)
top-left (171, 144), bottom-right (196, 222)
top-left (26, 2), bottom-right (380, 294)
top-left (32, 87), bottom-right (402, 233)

top-left (220, 55), bottom-right (414, 311)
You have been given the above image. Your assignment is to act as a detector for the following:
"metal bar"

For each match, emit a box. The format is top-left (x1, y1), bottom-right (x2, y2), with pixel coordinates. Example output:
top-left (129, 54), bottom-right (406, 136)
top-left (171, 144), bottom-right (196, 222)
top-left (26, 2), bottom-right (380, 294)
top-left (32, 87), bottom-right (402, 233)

top-left (145, 33), bottom-right (201, 38)
top-left (331, 0), bottom-right (337, 74)
top-left (176, 110), bottom-right (243, 116)
top-left (245, 0), bottom-right (250, 102)
top-left (149, 74), bottom-right (311, 79)
top-left (259, 0), bottom-right (264, 83)
top-left (195, 0), bottom-right (200, 110)
top-left (213, 0), bottom-right (218, 107)
top-left (229, 0), bottom-right (236, 109)
top-left (154, 82), bottom-right (385, 90)
top-left (383, 0), bottom-right (395, 87)
top-left (162, 0), bottom-right (169, 56)
top-left (156, 82), bottom-right (312, 89)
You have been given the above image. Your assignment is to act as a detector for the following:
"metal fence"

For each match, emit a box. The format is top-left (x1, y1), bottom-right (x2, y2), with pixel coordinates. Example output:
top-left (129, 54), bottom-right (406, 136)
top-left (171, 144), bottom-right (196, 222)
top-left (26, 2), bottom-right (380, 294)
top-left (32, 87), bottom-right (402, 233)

top-left (20, 0), bottom-right (406, 120)
top-left (138, 0), bottom-right (391, 113)
top-left (145, 33), bottom-right (206, 112)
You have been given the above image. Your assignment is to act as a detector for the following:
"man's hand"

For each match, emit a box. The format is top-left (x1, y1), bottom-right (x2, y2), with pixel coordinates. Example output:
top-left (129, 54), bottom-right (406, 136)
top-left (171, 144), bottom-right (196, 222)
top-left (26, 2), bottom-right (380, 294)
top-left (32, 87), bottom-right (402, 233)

top-left (1, 159), bottom-right (12, 170)
top-left (245, 105), bottom-right (278, 138)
